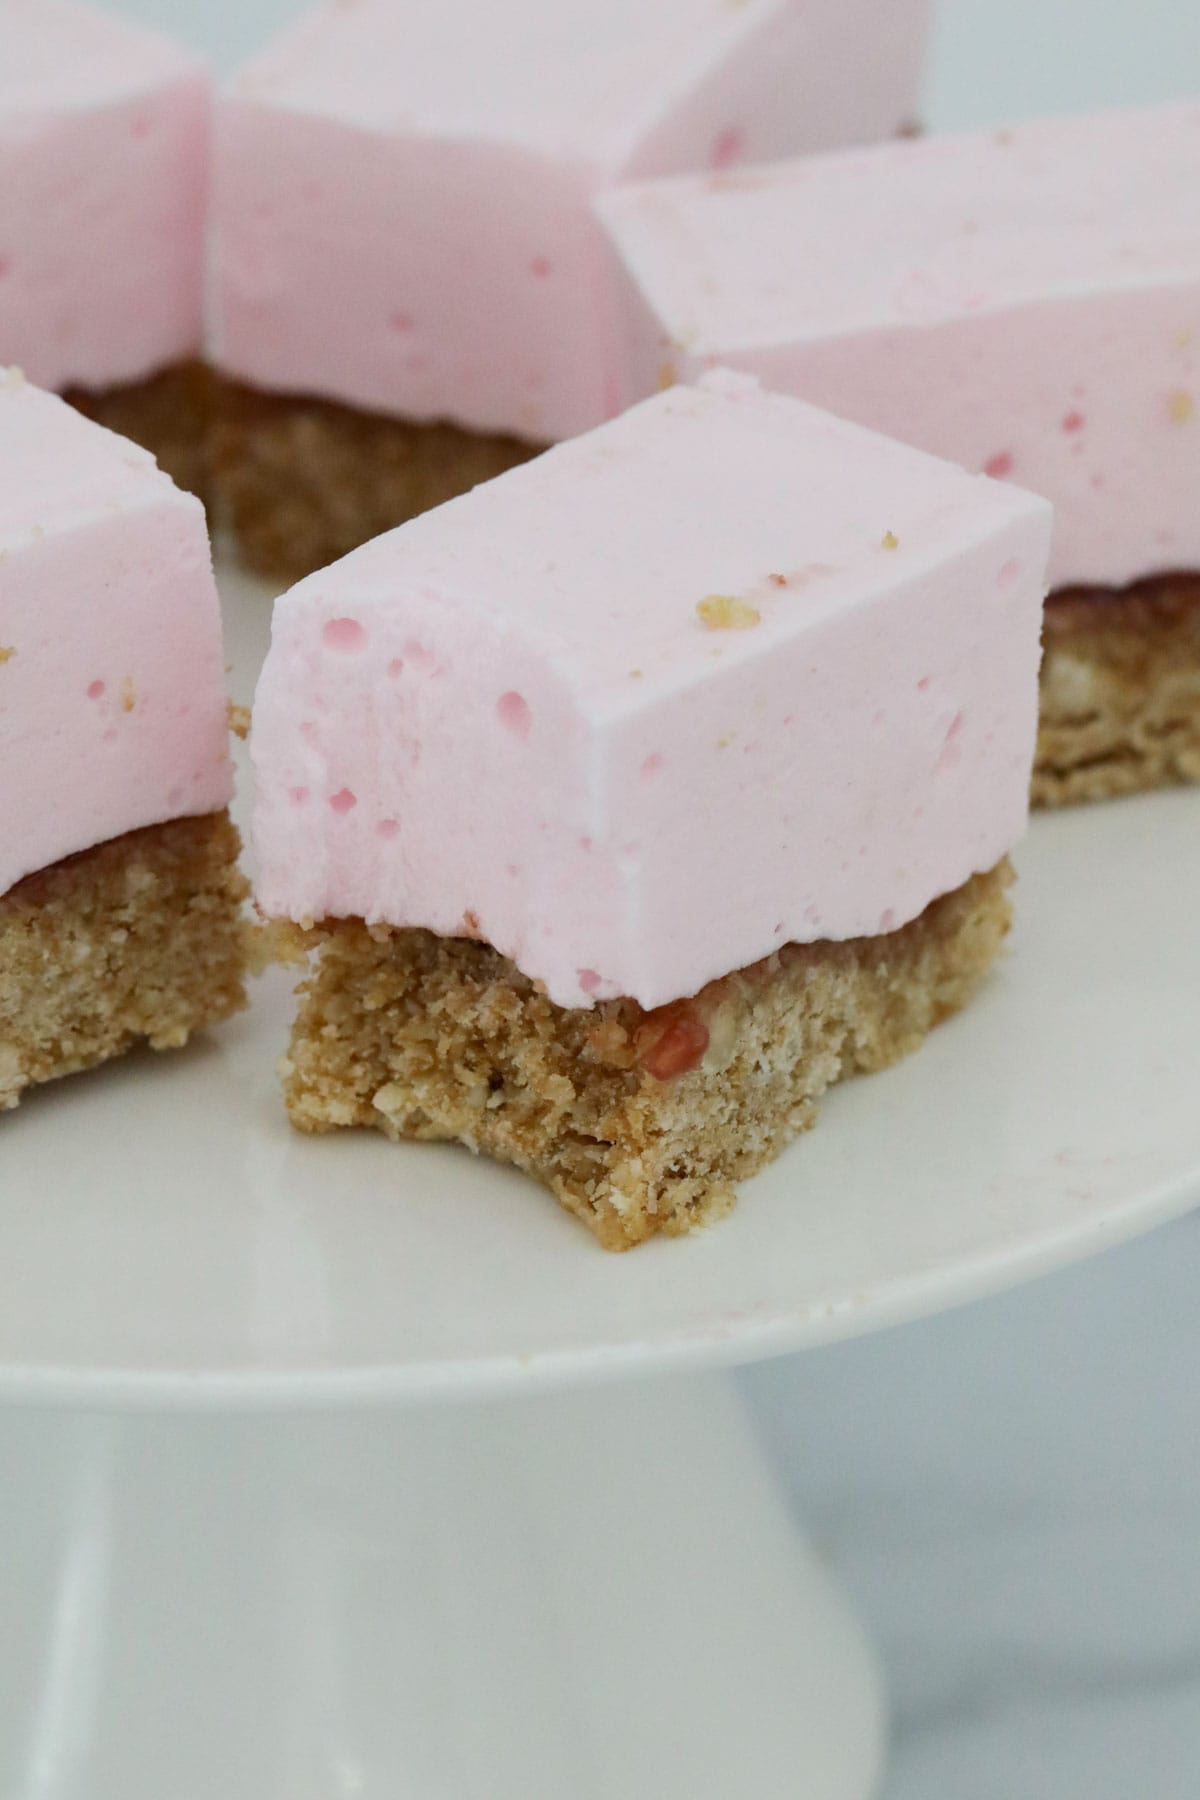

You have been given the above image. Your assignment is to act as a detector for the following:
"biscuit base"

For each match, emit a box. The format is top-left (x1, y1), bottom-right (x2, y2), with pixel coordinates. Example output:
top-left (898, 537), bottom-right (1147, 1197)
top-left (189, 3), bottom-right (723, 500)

top-left (279, 862), bottom-right (1012, 1251)
top-left (1034, 573), bottom-right (1200, 806)
top-left (210, 378), bottom-right (544, 584)
top-left (0, 812), bottom-right (249, 1112)
top-left (66, 360), bottom-right (212, 502)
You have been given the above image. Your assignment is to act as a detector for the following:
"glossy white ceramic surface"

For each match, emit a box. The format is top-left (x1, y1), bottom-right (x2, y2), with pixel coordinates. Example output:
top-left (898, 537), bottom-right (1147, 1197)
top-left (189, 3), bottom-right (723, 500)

top-left (0, 1375), bottom-right (887, 1800)
top-left (2, 566), bottom-right (1197, 1408)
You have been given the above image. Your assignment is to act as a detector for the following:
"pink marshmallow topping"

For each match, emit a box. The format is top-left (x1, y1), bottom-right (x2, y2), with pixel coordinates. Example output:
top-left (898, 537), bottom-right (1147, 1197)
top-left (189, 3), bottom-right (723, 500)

top-left (251, 373), bottom-right (1051, 1011)
top-left (0, 374), bottom-right (232, 896)
top-left (598, 103), bottom-right (1200, 591)
top-left (0, 0), bottom-right (210, 394)
top-left (213, 0), bottom-right (930, 443)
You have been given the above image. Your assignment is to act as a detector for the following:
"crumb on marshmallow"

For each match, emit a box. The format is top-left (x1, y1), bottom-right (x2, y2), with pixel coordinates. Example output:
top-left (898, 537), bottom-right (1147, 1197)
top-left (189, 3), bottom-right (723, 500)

top-left (696, 593), bottom-right (761, 630)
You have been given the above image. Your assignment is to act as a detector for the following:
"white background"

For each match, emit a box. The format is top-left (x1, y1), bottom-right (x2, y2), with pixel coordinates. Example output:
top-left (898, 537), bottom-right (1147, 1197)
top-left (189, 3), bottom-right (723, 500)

top-left (92, 2), bottom-right (1200, 1793)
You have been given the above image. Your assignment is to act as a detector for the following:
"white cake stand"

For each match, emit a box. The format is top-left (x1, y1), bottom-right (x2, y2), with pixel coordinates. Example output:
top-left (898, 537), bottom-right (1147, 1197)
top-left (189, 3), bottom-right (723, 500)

top-left (2, 573), bottom-right (1198, 1800)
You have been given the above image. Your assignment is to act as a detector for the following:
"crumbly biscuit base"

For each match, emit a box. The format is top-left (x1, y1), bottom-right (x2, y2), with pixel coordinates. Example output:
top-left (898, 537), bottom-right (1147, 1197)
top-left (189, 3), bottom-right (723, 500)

top-left (209, 378), bottom-right (543, 584)
top-left (279, 862), bottom-right (1012, 1251)
top-left (66, 360), bottom-right (213, 503)
top-left (1034, 574), bottom-right (1200, 806)
top-left (0, 812), bottom-right (249, 1111)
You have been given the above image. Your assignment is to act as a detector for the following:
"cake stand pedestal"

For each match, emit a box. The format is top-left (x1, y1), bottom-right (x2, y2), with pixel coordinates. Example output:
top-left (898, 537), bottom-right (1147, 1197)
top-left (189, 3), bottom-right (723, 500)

top-left (1, 1377), bottom-right (882, 1800)
top-left (3, 723), bottom-right (1199, 1796)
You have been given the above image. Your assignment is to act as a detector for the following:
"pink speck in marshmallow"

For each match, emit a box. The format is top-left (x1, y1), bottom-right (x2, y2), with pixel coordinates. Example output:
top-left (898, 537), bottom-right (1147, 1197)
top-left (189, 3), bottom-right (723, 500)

top-left (389, 311), bottom-right (414, 333)
top-left (289, 786), bottom-right (309, 806)
top-left (377, 818), bottom-right (400, 839)
top-left (329, 788), bottom-right (357, 814)
top-left (87, 679), bottom-right (106, 700)
top-left (641, 752), bottom-right (665, 781)
top-left (983, 451), bottom-right (1014, 479)
top-left (917, 676), bottom-right (931, 692)
top-left (998, 558), bottom-right (1022, 588)
top-left (710, 125), bottom-right (745, 171)
top-left (530, 256), bottom-right (553, 279)
top-left (497, 691), bottom-right (532, 739)
top-left (577, 969), bottom-right (602, 994)
top-left (322, 617), bottom-right (366, 652)
top-left (937, 712), bottom-right (965, 773)
top-left (1061, 410), bottom-right (1085, 434)
top-left (387, 658), bottom-right (405, 679)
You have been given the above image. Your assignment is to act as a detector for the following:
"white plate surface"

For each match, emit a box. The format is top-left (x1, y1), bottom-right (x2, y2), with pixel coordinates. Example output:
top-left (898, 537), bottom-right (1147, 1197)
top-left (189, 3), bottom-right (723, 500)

top-left (3, 569), bottom-right (1199, 1408)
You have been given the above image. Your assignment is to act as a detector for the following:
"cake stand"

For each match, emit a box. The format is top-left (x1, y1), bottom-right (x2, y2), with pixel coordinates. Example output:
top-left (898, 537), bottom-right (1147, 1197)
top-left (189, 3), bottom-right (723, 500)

top-left (2, 573), bottom-right (1199, 1800)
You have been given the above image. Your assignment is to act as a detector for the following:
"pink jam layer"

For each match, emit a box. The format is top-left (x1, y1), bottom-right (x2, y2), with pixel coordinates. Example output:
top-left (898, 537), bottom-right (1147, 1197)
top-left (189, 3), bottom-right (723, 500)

top-left (212, 0), bottom-right (929, 443)
top-left (598, 103), bottom-right (1200, 591)
top-left (0, 375), bottom-right (232, 896)
top-left (0, 0), bottom-right (209, 392)
top-left (251, 374), bottom-right (1051, 1011)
